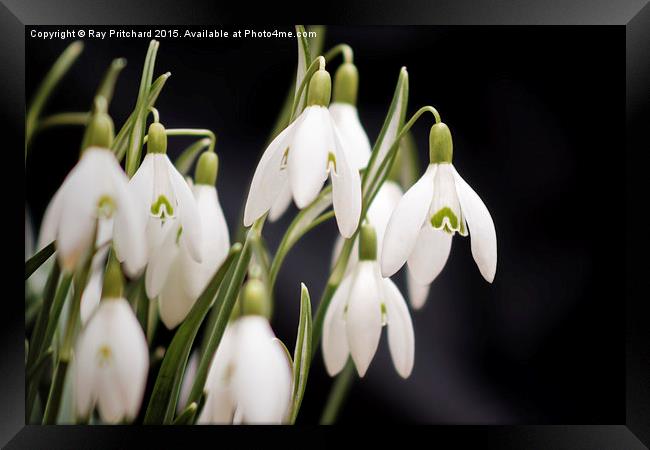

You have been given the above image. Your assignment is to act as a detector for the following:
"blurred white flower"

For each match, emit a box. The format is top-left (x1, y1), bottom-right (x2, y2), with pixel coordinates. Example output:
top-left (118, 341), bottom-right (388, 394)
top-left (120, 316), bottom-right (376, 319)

top-left (324, 224), bottom-right (415, 378)
top-left (198, 316), bottom-right (292, 424)
top-left (73, 298), bottom-right (148, 424)
top-left (38, 147), bottom-right (146, 276)
top-left (244, 69), bottom-right (361, 238)
top-left (382, 123), bottom-right (497, 284)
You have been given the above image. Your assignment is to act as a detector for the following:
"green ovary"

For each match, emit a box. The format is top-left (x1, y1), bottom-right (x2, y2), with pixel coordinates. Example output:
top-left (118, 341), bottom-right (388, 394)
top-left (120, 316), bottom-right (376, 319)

top-left (431, 206), bottom-right (460, 234)
top-left (150, 195), bottom-right (174, 218)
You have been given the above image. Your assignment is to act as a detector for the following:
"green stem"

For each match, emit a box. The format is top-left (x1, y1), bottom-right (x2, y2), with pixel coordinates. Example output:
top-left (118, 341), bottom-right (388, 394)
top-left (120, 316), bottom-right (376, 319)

top-left (323, 44), bottom-right (354, 64)
top-left (320, 359), bottom-right (355, 424)
top-left (289, 56), bottom-right (326, 122)
top-left (143, 128), bottom-right (217, 154)
top-left (25, 242), bottom-right (55, 280)
top-left (42, 234), bottom-right (95, 424)
top-left (37, 112), bottom-right (89, 131)
top-left (26, 41), bottom-right (84, 156)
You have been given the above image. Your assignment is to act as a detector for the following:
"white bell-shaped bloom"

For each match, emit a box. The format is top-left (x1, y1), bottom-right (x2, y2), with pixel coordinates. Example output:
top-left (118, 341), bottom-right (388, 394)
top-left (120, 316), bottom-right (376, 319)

top-left (198, 316), bottom-right (292, 424)
top-left (328, 102), bottom-right (371, 171)
top-left (244, 69), bottom-right (361, 238)
top-left (38, 147), bottom-right (146, 276)
top-left (73, 298), bottom-right (149, 423)
top-left (331, 181), bottom-right (432, 309)
top-left (128, 123), bottom-right (203, 267)
top-left (381, 123), bottom-right (497, 284)
top-left (324, 224), bottom-right (415, 378)
top-left (145, 176), bottom-right (230, 329)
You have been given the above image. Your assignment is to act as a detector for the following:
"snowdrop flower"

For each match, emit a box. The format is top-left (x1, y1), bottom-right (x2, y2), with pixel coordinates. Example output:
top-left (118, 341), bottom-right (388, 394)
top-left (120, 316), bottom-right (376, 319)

top-left (129, 122), bottom-right (203, 267)
top-left (145, 152), bottom-right (230, 329)
top-left (331, 181), bottom-right (432, 309)
top-left (38, 109), bottom-right (146, 275)
top-left (244, 67), bottom-right (362, 238)
top-left (324, 223), bottom-right (415, 378)
top-left (198, 280), bottom-right (292, 424)
top-left (328, 62), bottom-right (372, 171)
top-left (73, 260), bottom-right (148, 424)
top-left (382, 123), bottom-right (497, 284)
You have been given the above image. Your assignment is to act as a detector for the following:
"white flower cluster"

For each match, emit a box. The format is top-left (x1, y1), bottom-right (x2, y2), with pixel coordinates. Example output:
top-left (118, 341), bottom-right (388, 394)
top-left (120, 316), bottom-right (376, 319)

top-left (27, 35), bottom-right (496, 426)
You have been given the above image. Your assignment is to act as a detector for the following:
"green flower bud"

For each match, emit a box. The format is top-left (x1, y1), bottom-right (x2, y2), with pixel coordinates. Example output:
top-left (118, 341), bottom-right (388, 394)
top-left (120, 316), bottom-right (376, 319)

top-left (307, 69), bottom-right (332, 107)
top-left (194, 151), bottom-right (219, 186)
top-left (333, 62), bottom-right (359, 105)
top-left (359, 223), bottom-right (378, 261)
top-left (241, 278), bottom-right (271, 318)
top-left (82, 98), bottom-right (114, 150)
top-left (101, 255), bottom-right (124, 299)
top-left (147, 122), bottom-right (167, 154)
top-left (429, 122), bottom-right (453, 164)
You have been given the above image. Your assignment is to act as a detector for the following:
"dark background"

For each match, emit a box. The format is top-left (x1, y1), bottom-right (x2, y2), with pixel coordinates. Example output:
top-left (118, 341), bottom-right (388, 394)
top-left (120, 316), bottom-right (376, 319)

top-left (26, 25), bottom-right (625, 424)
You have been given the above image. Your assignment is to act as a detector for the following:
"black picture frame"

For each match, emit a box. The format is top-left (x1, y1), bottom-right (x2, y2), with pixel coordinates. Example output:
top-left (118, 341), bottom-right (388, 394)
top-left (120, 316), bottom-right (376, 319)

top-left (6, 0), bottom-right (649, 447)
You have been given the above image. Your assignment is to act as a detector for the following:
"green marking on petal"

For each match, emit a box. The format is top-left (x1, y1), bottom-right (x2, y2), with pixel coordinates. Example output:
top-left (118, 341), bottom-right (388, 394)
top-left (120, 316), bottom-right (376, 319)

top-left (175, 226), bottom-right (183, 245)
top-left (150, 195), bottom-right (174, 219)
top-left (431, 206), bottom-right (460, 234)
top-left (97, 345), bottom-right (113, 367)
top-left (380, 302), bottom-right (387, 326)
top-left (281, 147), bottom-right (289, 169)
top-left (97, 195), bottom-right (116, 219)
top-left (328, 152), bottom-right (337, 173)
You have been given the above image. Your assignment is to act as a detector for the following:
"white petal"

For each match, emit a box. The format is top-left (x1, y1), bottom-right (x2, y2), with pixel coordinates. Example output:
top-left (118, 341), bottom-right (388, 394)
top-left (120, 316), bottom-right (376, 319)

top-left (166, 156), bottom-right (203, 263)
top-left (244, 122), bottom-right (296, 226)
top-left (268, 182), bottom-right (293, 222)
top-left (183, 186), bottom-right (231, 299)
top-left (322, 273), bottom-right (353, 376)
top-left (145, 221), bottom-right (179, 299)
top-left (345, 262), bottom-right (383, 377)
top-left (200, 325), bottom-right (236, 423)
top-left (177, 351), bottom-right (199, 414)
top-left (406, 268), bottom-right (431, 310)
top-left (110, 165), bottom-right (147, 277)
top-left (74, 306), bottom-right (104, 418)
top-left (80, 268), bottom-right (103, 324)
top-left (128, 152), bottom-right (155, 218)
top-left (366, 181), bottom-right (404, 259)
top-left (382, 278), bottom-right (415, 378)
top-left (232, 317), bottom-right (292, 424)
top-left (38, 183), bottom-right (65, 251)
top-left (329, 102), bottom-right (372, 170)
top-left (288, 106), bottom-right (330, 208)
top-left (330, 118), bottom-right (362, 238)
top-left (452, 167), bottom-right (497, 283)
top-left (407, 225), bottom-right (453, 284)
top-left (98, 299), bottom-right (149, 422)
top-left (381, 164), bottom-right (437, 277)
top-left (158, 254), bottom-right (196, 329)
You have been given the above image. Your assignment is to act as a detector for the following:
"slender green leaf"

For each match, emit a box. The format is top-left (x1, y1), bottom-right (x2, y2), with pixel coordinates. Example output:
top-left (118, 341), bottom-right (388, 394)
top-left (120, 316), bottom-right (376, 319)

top-left (289, 283), bottom-right (312, 424)
top-left (144, 244), bottom-right (241, 424)
top-left (26, 41), bottom-right (84, 154)
top-left (96, 58), bottom-right (127, 106)
top-left (114, 72), bottom-right (170, 163)
top-left (25, 242), bottom-right (55, 280)
top-left (294, 25), bottom-right (311, 116)
top-left (125, 40), bottom-right (160, 176)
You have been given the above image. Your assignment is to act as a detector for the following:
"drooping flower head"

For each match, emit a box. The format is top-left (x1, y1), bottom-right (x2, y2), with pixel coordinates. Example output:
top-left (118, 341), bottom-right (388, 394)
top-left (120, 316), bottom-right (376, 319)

top-left (244, 66), bottom-right (362, 238)
top-left (73, 258), bottom-right (149, 424)
top-left (382, 122), bottom-right (497, 284)
top-left (324, 223), bottom-right (415, 378)
top-left (38, 103), bottom-right (146, 276)
top-left (145, 151), bottom-right (230, 329)
top-left (128, 122), bottom-right (203, 267)
top-left (198, 279), bottom-right (292, 424)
